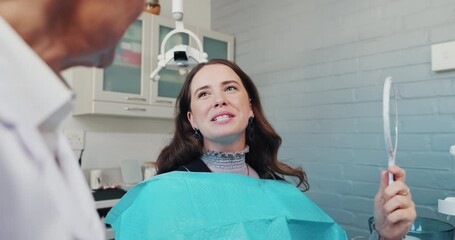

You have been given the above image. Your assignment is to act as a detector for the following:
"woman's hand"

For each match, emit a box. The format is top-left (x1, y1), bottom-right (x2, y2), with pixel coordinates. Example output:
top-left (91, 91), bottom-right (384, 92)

top-left (373, 165), bottom-right (416, 240)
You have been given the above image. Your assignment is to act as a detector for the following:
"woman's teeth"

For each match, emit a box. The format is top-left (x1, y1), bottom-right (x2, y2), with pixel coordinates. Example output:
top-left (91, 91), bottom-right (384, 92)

top-left (214, 115), bottom-right (230, 121)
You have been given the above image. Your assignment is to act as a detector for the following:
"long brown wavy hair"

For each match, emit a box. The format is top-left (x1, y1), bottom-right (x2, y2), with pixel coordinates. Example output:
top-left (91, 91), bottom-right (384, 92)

top-left (156, 59), bottom-right (309, 191)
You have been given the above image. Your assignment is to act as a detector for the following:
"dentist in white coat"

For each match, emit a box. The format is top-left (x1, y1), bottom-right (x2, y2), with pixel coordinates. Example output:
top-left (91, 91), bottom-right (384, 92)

top-left (0, 0), bottom-right (144, 239)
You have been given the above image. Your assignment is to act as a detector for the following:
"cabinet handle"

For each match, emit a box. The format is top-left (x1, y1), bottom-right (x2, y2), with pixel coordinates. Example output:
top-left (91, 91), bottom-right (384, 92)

top-left (125, 97), bottom-right (147, 101)
top-left (155, 100), bottom-right (173, 104)
top-left (124, 107), bottom-right (147, 112)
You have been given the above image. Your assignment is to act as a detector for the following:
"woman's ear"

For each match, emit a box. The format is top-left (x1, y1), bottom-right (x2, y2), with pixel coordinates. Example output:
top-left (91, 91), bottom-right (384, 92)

top-left (249, 99), bottom-right (254, 118)
top-left (187, 111), bottom-right (197, 129)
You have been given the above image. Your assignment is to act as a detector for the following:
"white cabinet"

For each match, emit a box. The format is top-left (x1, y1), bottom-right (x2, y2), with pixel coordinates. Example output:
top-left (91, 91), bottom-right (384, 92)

top-left (66, 13), bottom-right (234, 119)
top-left (198, 27), bottom-right (234, 61)
top-left (94, 15), bottom-right (151, 105)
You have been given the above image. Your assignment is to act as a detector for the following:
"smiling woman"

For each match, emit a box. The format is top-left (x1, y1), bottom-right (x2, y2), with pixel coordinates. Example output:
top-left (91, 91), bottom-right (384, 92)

top-left (156, 58), bottom-right (309, 186)
top-left (105, 60), bottom-right (347, 240)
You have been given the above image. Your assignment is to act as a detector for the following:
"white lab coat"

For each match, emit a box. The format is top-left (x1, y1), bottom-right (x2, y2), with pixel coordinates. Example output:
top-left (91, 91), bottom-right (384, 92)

top-left (0, 17), bottom-right (105, 240)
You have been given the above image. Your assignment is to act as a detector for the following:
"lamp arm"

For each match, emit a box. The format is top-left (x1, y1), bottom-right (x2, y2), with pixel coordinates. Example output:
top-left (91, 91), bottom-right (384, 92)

top-left (150, 62), bottom-right (164, 81)
top-left (172, 0), bottom-right (183, 21)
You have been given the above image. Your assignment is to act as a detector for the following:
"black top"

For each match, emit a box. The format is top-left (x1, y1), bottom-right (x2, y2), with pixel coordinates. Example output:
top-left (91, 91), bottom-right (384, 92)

top-left (176, 159), bottom-right (284, 180)
top-left (176, 159), bottom-right (211, 172)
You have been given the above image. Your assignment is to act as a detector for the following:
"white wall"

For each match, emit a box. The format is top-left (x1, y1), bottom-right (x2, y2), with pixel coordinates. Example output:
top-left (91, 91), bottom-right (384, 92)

top-left (212, 0), bottom-right (455, 238)
top-left (62, 0), bottom-right (211, 182)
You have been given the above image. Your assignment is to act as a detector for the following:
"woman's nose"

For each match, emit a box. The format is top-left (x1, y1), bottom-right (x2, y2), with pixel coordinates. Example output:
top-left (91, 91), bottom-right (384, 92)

top-left (214, 93), bottom-right (227, 108)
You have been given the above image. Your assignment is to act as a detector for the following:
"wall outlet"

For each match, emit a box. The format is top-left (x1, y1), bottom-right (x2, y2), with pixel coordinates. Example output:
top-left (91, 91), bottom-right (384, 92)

top-left (64, 130), bottom-right (85, 150)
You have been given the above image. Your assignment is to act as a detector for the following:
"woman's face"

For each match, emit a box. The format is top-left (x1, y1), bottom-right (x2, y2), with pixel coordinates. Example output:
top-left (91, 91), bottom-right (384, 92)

top-left (187, 64), bottom-right (253, 151)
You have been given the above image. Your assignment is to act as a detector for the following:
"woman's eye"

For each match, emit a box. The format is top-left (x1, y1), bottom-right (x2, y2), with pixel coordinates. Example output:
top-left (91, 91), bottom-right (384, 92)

top-left (197, 92), bottom-right (208, 98)
top-left (225, 86), bottom-right (237, 92)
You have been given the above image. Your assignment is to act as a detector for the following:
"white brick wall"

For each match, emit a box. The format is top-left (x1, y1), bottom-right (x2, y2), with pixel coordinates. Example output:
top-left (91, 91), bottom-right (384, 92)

top-left (212, 0), bottom-right (455, 238)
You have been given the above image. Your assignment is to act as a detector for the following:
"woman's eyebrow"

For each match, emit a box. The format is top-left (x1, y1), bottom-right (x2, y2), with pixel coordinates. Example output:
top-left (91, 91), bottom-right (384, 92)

top-left (194, 85), bottom-right (210, 95)
top-left (221, 80), bottom-right (240, 86)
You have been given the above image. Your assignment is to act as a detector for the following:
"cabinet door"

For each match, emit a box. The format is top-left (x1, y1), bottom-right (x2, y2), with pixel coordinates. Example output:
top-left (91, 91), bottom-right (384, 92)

top-left (150, 16), bottom-right (197, 106)
top-left (93, 14), bottom-right (151, 105)
top-left (198, 28), bottom-right (234, 61)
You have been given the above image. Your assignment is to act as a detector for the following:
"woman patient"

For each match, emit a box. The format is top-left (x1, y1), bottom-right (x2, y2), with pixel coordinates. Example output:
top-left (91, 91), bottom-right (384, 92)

top-left (106, 59), bottom-right (415, 239)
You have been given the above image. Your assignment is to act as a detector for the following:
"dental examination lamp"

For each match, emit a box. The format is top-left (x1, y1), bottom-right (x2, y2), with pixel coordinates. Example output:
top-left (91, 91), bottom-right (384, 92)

top-left (150, 0), bottom-right (208, 81)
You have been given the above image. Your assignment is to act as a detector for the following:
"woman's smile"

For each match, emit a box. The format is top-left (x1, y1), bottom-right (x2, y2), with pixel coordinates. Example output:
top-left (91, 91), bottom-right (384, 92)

top-left (211, 112), bottom-right (234, 123)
